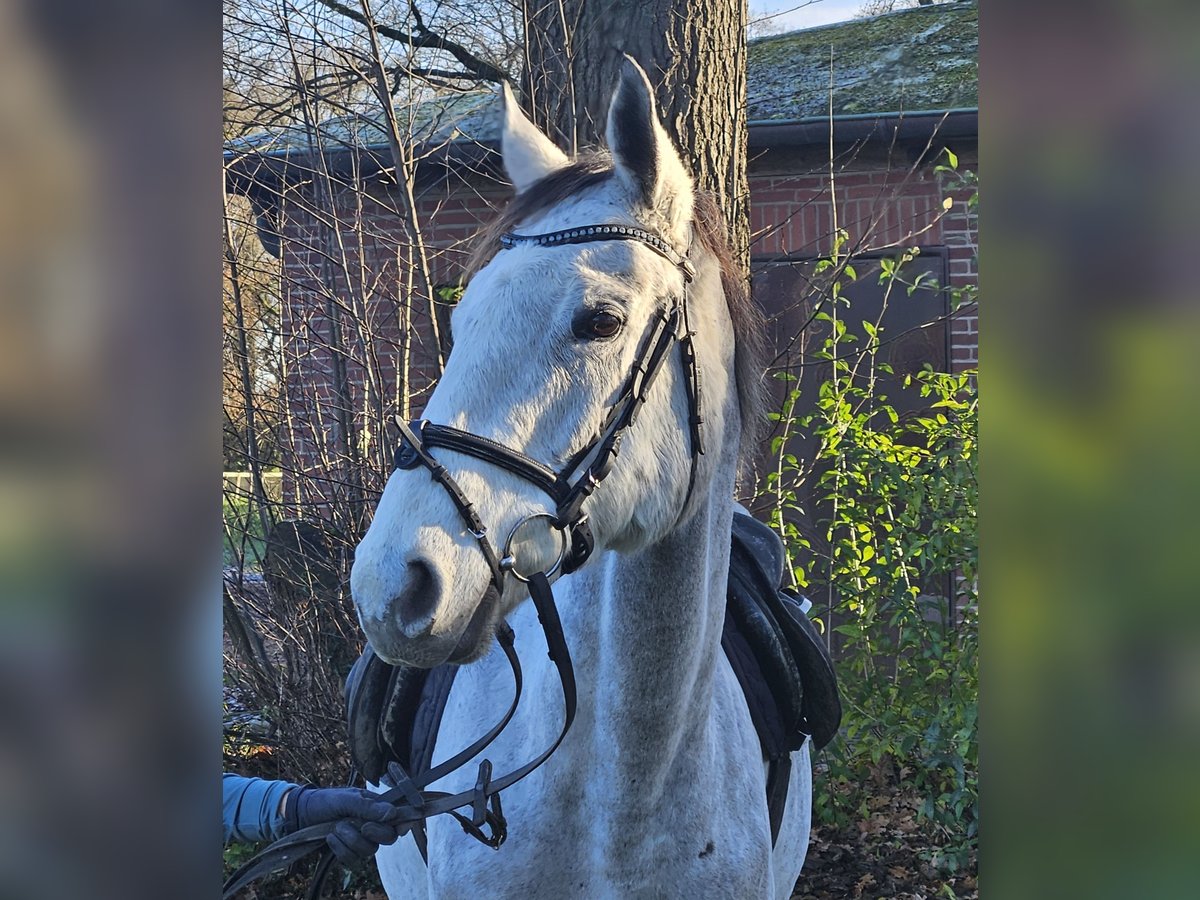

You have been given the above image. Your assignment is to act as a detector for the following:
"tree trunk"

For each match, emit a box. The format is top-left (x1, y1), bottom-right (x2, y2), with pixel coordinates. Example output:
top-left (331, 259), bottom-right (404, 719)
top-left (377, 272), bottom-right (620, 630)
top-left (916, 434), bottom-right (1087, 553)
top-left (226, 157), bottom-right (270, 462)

top-left (521, 0), bottom-right (749, 275)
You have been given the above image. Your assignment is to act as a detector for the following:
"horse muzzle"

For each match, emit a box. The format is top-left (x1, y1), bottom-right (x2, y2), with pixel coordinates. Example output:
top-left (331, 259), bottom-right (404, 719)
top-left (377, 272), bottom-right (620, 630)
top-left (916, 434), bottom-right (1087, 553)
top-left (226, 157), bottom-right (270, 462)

top-left (362, 585), bottom-right (499, 672)
top-left (354, 554), bottom-right (501, 668)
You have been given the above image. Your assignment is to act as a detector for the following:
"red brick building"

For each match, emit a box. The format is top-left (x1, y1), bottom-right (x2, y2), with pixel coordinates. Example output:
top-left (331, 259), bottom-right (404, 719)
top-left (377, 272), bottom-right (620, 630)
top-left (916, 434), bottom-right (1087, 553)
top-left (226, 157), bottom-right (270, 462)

top-left (225, 2), bottom-right (978, 509)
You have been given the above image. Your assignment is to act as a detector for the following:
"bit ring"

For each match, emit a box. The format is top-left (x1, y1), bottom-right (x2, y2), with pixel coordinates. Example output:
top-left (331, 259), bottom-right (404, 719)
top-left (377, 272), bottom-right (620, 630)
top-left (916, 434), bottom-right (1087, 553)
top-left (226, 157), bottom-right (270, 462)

top-left (499, 513), bottom-right (569, 583)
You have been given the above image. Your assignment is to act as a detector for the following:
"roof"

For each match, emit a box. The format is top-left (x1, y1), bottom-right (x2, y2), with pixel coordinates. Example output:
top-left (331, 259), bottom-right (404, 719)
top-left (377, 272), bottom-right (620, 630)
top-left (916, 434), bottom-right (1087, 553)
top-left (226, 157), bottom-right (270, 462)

top-left (224, 1), bottom-right (977, 162)
top-left (223, 90), bottom-right (496, 159)
top-left (746, 1), bottom-right (977, 121)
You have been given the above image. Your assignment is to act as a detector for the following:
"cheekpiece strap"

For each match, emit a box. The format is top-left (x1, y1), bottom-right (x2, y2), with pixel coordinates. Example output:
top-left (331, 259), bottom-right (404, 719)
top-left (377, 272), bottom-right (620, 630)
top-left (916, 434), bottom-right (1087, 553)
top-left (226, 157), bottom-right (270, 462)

top-left (500, 224), bottom-right (696, 282)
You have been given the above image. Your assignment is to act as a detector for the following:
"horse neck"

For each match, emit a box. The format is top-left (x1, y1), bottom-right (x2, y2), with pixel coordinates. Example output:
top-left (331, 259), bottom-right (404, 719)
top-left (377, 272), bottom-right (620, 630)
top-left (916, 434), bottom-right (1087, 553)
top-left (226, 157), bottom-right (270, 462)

top-left (560, 434), bottom-right (739, 803)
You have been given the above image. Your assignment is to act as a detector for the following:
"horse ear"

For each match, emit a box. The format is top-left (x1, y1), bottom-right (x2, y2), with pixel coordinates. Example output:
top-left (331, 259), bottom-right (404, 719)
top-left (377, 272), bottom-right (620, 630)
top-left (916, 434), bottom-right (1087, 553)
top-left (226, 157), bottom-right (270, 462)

top-left (605, 56), bottom-right (693, 232)
top-left (500, 82), bottom-right (569, 193)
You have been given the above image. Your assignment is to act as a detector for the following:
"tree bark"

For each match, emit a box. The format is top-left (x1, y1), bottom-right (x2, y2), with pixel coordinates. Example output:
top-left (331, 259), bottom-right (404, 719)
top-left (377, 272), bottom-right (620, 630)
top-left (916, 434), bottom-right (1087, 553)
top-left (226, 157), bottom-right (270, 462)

top-left (521, 0), bottom-right (749, 275)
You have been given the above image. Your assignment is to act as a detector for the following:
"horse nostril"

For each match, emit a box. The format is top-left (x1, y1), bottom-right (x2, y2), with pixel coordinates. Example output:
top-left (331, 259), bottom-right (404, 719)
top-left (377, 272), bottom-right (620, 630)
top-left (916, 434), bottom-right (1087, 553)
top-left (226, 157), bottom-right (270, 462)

top-left (393, 559), bottom-right (439, 637)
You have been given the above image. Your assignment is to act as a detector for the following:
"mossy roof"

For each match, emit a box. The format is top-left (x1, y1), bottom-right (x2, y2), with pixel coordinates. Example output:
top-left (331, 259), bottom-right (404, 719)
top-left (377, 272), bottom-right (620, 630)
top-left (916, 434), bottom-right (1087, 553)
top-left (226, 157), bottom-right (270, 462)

top-left (225, 2), bottom-right (977, 158)
top-left (747, 1), bottom-right (977, 121)
top-left (224, 89), bottom-right (495, 157)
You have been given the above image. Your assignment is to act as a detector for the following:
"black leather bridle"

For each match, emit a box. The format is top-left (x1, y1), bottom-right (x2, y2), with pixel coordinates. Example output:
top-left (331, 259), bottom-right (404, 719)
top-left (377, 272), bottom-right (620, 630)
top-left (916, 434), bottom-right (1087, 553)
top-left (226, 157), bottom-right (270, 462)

top-left (223, 222), bottom-right (704, 899)
top-left (394, 223), bottom-right (703, 589)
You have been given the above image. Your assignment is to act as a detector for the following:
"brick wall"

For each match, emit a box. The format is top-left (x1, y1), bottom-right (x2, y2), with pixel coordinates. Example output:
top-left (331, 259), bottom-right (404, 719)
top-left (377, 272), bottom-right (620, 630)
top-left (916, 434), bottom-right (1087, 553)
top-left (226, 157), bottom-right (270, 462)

top-left (747, 146), bottom-right (978, 369)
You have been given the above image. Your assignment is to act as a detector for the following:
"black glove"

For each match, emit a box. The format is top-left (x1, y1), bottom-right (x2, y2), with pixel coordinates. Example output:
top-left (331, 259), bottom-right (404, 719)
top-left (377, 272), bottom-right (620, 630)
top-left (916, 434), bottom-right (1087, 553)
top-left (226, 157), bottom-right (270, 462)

top-left (283, 786), bottom-right (404, 863)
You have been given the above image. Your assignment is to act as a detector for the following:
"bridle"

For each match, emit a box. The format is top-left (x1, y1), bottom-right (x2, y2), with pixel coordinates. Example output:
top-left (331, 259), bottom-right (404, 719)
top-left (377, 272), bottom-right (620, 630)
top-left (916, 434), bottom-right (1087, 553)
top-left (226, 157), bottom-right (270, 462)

top-left (394, 222), bottom-right (704, 591)
top-left (223, 222), bottom-right (705, 899)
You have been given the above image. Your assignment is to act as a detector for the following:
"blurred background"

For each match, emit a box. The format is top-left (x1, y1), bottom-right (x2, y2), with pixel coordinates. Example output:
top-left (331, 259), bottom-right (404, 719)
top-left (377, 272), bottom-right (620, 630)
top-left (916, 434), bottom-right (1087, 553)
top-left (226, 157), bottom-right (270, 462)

top-left (985, 1), bottom-right (1200, 896)
top-left (0, 2), bottom-right (218, 899)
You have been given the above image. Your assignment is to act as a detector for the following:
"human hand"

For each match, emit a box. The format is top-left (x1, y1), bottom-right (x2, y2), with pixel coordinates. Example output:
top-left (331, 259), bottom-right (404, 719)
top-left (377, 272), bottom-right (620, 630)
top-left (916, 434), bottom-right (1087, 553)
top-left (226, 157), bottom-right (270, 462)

top-left (283, 786), bottom-right (405, 863)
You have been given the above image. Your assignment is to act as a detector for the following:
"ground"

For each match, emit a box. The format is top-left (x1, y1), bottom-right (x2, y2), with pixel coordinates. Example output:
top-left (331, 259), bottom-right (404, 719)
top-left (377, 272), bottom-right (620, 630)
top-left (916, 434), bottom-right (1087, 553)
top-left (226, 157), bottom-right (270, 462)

top-left (792, 790), bottom-right (978, 900)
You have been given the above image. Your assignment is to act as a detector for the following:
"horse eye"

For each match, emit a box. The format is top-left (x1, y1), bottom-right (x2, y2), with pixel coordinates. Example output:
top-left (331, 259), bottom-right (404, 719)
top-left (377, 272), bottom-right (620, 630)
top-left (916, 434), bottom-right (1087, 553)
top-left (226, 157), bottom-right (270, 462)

top-left (588, 311), bottom-right (622, 339)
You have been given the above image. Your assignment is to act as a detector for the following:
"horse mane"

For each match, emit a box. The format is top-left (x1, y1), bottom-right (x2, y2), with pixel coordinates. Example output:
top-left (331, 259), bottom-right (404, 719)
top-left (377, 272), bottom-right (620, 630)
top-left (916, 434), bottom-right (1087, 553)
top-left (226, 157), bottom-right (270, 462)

top-left (466, 154), bottom-right (768, 473)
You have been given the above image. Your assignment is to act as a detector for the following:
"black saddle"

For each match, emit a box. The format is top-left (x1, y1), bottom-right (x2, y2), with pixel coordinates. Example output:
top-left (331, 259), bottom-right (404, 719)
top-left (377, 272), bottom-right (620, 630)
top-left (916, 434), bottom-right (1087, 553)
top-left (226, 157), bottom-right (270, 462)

top-left (724, 513), bottom-right (842, 753)
top-left (345, 511), bottom-right (841, 851)
top-left (722, 513), bottom-right (842, 839)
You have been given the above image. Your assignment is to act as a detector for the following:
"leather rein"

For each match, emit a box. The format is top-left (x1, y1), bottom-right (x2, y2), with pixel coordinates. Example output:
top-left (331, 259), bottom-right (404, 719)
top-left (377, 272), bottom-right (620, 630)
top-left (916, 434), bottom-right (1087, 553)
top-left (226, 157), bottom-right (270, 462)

top-left (223, 222), bottom-right (702, 899)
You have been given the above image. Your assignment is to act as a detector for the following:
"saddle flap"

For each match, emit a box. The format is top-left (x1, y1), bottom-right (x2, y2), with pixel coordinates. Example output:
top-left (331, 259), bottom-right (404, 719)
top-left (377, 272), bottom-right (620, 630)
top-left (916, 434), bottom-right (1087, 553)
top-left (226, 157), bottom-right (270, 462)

top-left (346, 645), bottom-right (460, 789)
top-left (727, 512), bottom-right (843, 752)
top-left (770, 588), bottom-right (843, 751)
top-left (406, 665), bottom-right (460, 776)
top-left (379, 663), bottom-right (431, 775)
top-left (725, 560), bottom-right (806, 748)
top-left (730, 512), bottom-right (786, 588)
top-left (345, 646), bottom-right (395, 785)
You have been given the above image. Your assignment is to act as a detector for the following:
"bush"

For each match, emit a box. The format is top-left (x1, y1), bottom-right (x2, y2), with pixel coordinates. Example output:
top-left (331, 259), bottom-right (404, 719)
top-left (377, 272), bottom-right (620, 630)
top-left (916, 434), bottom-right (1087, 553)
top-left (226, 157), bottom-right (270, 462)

top-left (760, 161), bottom-right (978, 871)
top-left (805, 363), bottom-right (977, 870)
top-left (223, 515), bottom-right (365, 787)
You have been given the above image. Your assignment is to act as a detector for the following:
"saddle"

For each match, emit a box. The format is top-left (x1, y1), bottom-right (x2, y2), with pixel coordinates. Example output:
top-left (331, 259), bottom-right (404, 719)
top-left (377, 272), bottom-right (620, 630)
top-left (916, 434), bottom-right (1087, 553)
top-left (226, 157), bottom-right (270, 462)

top-left (345, 512), bottom-right (841, 851)
top-left (722, 513), bottom-right (842, 840)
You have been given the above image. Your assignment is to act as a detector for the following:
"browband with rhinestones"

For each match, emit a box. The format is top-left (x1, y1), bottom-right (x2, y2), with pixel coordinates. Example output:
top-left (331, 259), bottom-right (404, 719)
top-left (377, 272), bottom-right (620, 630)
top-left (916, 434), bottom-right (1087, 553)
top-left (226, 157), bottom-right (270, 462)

top-left (500, 224), bottom-right (696, 282)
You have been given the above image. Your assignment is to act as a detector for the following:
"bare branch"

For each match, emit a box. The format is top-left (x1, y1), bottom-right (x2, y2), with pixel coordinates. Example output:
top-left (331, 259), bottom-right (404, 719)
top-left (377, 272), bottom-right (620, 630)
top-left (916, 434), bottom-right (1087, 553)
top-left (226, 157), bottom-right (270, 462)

top-left (314, 0), bottom-right (508, 84)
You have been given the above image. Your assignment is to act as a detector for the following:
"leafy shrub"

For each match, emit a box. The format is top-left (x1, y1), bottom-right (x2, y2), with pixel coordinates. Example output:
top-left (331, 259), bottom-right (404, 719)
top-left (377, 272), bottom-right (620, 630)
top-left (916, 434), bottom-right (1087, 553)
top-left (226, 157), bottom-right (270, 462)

top-left (760, 160), bottom-right (978, 871)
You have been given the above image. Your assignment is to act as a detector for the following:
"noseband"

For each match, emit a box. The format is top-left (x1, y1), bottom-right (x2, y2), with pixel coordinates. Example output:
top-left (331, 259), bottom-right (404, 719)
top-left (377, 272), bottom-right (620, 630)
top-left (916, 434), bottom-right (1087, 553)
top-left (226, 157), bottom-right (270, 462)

top-left (223, 223), bottom-right (705, 899)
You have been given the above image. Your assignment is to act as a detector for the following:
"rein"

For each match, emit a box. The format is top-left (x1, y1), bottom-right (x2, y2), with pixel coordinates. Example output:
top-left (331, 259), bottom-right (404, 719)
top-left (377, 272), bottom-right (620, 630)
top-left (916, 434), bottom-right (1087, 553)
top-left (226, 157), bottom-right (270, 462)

top-left (223, 222), bottom-right (701, 899)
top-left (223, 577), bottom-right (574, 899)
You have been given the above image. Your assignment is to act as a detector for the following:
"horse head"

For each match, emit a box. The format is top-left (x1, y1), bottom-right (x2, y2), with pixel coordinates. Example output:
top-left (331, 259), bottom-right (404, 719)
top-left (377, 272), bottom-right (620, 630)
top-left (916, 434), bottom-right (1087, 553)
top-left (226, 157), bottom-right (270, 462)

top-left (350, 59), bottom-right (742, 668)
